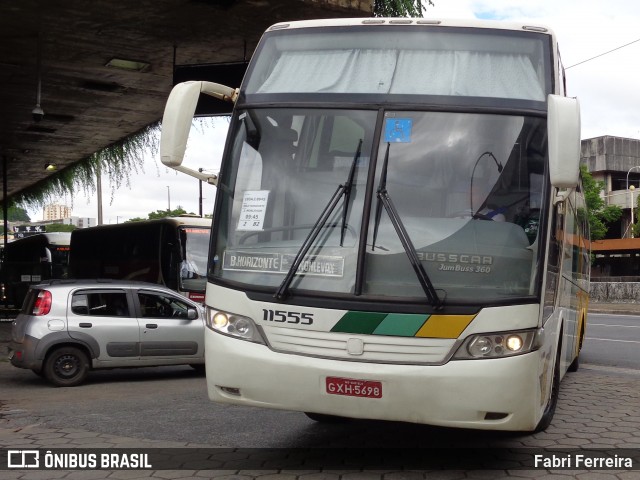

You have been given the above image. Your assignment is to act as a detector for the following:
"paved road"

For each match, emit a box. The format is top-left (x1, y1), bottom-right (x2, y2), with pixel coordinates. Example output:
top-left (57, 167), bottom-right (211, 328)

top-left (584, 312), bottom-right (640, 369)
top-left (1, 313), bottom-right (640, 478)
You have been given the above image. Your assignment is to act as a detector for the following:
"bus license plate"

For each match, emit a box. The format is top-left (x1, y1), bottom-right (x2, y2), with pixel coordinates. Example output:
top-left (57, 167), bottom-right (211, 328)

top-left (326, 376), bottom-right (382, 398)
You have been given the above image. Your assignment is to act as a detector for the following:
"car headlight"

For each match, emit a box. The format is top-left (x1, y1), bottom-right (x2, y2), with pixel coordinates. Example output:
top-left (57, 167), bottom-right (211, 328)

top-left (206, 307), bottom-right (266, 345)
top-left (453, 328), bottom-right (542, 359)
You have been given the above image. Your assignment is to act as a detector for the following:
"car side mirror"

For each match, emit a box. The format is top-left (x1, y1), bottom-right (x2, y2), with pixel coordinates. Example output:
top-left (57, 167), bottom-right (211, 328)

top-left (187, 307), bottom-right (198, 320)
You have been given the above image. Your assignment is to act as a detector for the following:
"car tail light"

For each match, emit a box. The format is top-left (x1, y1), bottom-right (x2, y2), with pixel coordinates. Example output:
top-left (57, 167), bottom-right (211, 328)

top-left (33, 290), bottom-right (52, 316)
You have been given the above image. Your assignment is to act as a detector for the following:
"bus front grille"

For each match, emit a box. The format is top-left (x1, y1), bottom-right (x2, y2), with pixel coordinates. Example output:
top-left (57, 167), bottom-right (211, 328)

top-left (264, 326), bottom-right (455, 364)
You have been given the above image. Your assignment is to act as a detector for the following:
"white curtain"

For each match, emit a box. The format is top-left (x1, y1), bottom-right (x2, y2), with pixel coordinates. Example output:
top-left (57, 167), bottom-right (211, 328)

top-left (257, 49), bottom-right (545, 101)
top-left (257, 49), bottom-right (397, 94)
top-left (391, 51), bottom-right (545, 100)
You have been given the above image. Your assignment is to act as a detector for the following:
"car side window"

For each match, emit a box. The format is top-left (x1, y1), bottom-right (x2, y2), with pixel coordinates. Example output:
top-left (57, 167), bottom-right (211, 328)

top-left (71, 291), bottom-right (130, 317)
top-left (137, 291), bottom-right (193, 319)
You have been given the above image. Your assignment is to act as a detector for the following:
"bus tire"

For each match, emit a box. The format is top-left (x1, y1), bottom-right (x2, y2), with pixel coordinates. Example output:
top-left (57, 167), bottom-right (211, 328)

top-left (568, 327), bottom-right (584, 372)
top-left (190, 364), bottom-right (206, 374)
top-left (568, 354), bottom-right (579, 372)
top-left (304, 412), bottom-right (350, 423)
top-left (44, 346), bottom-right (90, 387)
top-left (533, 342), bottom-right (561, 432)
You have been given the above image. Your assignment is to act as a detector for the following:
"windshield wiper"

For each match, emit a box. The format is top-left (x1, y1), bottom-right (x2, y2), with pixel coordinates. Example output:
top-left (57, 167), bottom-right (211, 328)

top-left (372, 143), bottom-right (443, 309)
top-left (275, 140), bottom-right (362, 300)
top-left (341, 139), bottom-right (362, 246)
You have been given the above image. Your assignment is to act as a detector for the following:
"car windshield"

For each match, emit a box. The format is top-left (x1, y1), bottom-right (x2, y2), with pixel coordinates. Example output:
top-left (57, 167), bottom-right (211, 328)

top-left (212, 108), bottom-right (546, 304)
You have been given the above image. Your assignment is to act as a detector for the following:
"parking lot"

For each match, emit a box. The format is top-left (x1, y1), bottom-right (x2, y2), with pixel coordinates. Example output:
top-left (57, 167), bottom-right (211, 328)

top-left (2, 319), bottom-right (640, 478)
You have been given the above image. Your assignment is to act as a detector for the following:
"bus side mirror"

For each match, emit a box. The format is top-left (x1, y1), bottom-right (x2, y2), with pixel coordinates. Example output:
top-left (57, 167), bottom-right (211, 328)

top-left (548, 94), bottom-right (581, 199)
top-left (160, 81), bottom-right (238, 186)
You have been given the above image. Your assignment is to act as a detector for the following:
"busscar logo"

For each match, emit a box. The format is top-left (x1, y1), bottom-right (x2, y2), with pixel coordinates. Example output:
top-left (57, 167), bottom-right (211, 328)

top-left (8, 450), bottom-right (40, 468)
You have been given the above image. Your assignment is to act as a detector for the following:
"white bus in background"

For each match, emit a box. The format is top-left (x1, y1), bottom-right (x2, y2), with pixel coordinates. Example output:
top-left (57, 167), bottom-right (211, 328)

top-left (159, 18), bottom-right (589, 432)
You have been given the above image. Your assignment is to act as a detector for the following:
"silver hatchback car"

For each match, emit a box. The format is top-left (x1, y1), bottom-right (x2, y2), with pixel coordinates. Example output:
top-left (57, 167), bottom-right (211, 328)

top-left (9, 279), bottom-right (205, 387)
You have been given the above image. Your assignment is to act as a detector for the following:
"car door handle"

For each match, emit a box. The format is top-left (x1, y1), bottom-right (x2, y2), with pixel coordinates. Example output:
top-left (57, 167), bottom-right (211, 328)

top-left (79, 323), bottom-right (92, 328)
top-left (145, 324), bottom-right (158, 329)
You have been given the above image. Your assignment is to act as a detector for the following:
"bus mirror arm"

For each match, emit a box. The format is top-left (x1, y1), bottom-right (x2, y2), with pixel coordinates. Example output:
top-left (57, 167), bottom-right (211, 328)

top-left (201, 82), bottom-right (239, 103)
top-left (173, 165), bottom-right (218, 186)
top-left (553, 187), bottom-right (574, 206)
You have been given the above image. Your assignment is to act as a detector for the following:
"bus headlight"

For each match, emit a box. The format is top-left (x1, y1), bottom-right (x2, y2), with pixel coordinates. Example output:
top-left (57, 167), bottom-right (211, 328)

top-left (206, 307), bottom-right (266, 345)
top-left (453, 329), bottom-right (541, 359)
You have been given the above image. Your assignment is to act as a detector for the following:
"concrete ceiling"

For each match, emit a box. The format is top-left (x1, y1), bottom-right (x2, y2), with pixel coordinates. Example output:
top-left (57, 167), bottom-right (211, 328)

top-left (0, 0), bottom-right (372, 203)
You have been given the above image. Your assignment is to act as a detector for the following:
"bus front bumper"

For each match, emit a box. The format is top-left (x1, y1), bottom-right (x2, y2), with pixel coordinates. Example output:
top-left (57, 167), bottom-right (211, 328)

top-left (205, 329), bottom-right (545, 431)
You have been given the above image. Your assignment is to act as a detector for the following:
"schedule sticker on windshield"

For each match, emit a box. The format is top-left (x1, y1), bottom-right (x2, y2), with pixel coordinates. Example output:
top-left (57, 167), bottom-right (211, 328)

top-left (237, 190), bottom-right (269, 231)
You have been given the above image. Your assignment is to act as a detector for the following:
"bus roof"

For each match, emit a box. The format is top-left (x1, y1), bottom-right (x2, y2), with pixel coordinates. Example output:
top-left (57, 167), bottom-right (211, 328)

top-left (266, 17), bottom-right (555, 37)
top-left (6, 232), bottom-right (71, 248)
top-left (71, 217), bottom-right (212, 234)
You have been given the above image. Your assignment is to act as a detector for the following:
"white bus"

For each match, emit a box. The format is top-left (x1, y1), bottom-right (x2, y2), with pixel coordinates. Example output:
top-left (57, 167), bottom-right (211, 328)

top-left (160, 18), bottom-right (589, 432)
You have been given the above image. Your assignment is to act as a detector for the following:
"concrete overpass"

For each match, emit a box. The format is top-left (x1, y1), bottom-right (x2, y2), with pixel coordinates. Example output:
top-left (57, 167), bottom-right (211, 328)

top-left (0, 0), bottom-right (372, 206)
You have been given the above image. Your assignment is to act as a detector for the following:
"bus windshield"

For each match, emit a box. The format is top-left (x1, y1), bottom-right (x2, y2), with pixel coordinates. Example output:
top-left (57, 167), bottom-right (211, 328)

top-left (208, 25), bottom-right (554, 306)
top-left (179, 227), bottom-right (210, 292)
top-left (213, 107), bottom-right (546, 304)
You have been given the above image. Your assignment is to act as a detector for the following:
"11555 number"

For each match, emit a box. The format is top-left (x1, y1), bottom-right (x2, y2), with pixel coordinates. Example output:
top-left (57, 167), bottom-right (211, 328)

top-left (263, 309), bottom-right (314, 325)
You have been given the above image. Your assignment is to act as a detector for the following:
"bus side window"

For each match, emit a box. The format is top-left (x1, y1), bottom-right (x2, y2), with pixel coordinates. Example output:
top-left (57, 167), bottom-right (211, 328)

top-left (549, 202), bottom-right (563, 270)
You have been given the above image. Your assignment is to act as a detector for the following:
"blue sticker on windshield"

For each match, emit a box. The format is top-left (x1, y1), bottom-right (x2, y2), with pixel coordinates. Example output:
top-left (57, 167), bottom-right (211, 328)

top-left (384, 118), bottom-right (412, 143)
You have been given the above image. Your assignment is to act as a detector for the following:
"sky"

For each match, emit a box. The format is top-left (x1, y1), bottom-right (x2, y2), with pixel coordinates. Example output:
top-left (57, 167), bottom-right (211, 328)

top-left (28, 0), bottom-right (640, 222)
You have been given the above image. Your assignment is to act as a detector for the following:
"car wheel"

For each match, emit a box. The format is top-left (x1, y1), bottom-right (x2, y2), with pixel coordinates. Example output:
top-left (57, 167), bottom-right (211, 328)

top-left (44, 346), bottom-right (90, 387)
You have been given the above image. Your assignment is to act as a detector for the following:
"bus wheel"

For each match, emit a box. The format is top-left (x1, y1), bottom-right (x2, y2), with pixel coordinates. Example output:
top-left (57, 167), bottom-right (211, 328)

top-left (304, 412), bottom-right (350, 423)
top-left (534, 342), bottom-right (561, 432)
top-left (568, 328), bottom-right (585, 373)
top-left (568, 354), bottom-right (579, 372)
top-left (44, 346), bottom-right (90, 387)
top-left (190, 364), bottom-right (206, 374)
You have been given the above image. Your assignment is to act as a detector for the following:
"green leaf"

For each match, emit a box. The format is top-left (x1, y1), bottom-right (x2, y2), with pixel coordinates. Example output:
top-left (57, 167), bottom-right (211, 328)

top-left (373, 0), bottom-right (434, 17)
top-left (581, 164), bottom-right (622, 240)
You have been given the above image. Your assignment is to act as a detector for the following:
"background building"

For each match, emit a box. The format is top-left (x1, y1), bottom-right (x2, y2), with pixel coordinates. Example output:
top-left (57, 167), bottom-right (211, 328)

top-left (61, 217), bottom-right (97, 228)
top-left (43, 204), bottom-right (72, 221)
top-left (581, 136), bottom-right (640, 279)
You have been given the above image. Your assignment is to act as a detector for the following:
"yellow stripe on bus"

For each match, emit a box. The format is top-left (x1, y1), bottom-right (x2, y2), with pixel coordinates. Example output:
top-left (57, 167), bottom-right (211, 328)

top-left (415, 314), bottom-right (476, 339)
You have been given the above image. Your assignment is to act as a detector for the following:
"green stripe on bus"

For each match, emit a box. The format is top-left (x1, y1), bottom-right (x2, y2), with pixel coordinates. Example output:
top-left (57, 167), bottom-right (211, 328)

top-left (331, 311), bottom-right (387, 334)
top-left (331, 311), bottom-right (476, 338)
top-left (373, 313), bottom-right (429, 336)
